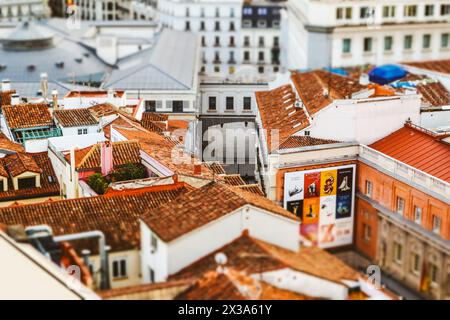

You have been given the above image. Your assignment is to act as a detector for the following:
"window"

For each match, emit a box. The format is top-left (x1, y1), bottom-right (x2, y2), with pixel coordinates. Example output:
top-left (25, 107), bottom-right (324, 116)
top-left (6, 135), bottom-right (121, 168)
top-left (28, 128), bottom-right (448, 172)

top-left (382, 5), bottom-right (396, 18)
top-left (0, 180), bottom-right (3, 192)
top-left (172, 101), bottom-right (183, 113)
top-left (364, 37), bottom-right (373, 52)
top-left (430, 264), bottom-right (439, 284)
top-left (258, 8), bottom-right (268, 15)
top-left (274, 36), bottom-right (279, 47)
top-left (345, 7), bottom-right (352, 19)
top-left (404, 35), bottom-right (413, 50)
top-left (396, 196), bottom-right (405, 214)
top-left (244, 36), bottom-right (250, 46)
top-left (200, 21), bottom-right (205, 31)
top-left (432, 215), bottom-right (441, 234)
top-left (243, 7), bottom-right (252, 15)
top-left (441, 33), bottom-right (449, 48)
top-left (229, 21), bottom-right (235, 31)
top-left (214, 51), bottom-right (220, 63)
top-left (363, 223), bottom-right (371, 242)
top-left (411, 253), bottom-right (420, 274)
top-left (77, 128), bottom-right (88, 135)
top-left (441, 4), bottom-right (450, 16)
top-left (215, 7), bottom-right (220, 17)
top-left (149, 267), bottom-right (155, 283)
top-left (337, 7), bottom-right (352, 20)
top-left (414, 206), bottom-right (422, 224)
top-left (244, 51), bottom-right (250, 61)
top-left (258, 36), bottom-right (265, 47)
top-left (425, 5), bottom-right (434, 17)
top-left (18, 177), bottom-right (36, 190)
top-left (360, 7), bottom-right (371, 19)
top-left (394, 242), bottom-right (403, 264)
top-left (342, 38), bottom-right (351, 53)
top-left (201, 36), bottom-right (206, 46)
top-left (336, 8), bottom-right (343, 20)
top-left (226, 97), bottom-right (234, 110)
top-left (384, 36), bottom-right (393, 51)
top-left (145, 100), bottom-right (156, 112)
top-left (423, 34), bottom-right (431, 49)
top-left (230, 8), bottom-right (235, 18)
top-left (403, 5), bottom-right (417, 17)
top-left (112, 258), bottom-right (127, 279)
top-left (257, 20), bottom-right (267, 28)
top-left (258, 66), bottom-right (264, 74)
top-left (229, 51), bottom-right (235, 62)
top-left (185, 21), bottom-right (190, 31)
top-left (258, 51), bottom-right (264, 62)
top-left (229, 36), bottom-right (235, 47)
top-left (215, 21), bottom-right (220, 31)
top-left (243, 97), bottom-right (251, 110)
top-left (214, 36), bottom-right (220, 46)
top-left (151, 233), bottom-right (158, 251)
top-left (365, 180), bottom-right (372, 197)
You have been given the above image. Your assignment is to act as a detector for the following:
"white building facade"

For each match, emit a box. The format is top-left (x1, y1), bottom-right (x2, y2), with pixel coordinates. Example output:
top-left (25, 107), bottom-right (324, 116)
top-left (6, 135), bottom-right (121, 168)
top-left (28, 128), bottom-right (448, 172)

top-left (0, 0), bottom-right (50, 22)
top-left (284, 0), bottom-right (450, 69)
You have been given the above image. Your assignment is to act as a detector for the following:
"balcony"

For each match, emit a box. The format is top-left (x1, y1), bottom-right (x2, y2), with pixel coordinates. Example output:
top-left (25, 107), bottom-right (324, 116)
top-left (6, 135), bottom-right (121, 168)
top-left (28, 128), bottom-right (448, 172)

top-left (359, 145), bottom-right (450, 201)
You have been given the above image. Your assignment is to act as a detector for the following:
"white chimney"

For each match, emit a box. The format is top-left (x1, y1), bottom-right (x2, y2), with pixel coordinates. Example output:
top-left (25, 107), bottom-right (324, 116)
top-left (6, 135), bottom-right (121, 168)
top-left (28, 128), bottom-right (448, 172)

top-left (107, 88), bottom-right (114, 100)
top-left (1, 79), bottom-right (11, 92)
top-left (10, 94), bottom-right (20, 106)
top-left (40, 73), bottom-right (48, 101)
top-left (359, 74), bottom-right (370, 86)
top-left (52, 90), bottom-right (59, 110)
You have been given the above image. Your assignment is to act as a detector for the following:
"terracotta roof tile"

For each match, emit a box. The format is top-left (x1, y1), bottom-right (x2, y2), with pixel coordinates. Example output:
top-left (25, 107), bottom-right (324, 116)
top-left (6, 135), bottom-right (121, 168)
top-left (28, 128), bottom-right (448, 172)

top-left (416, 82), bottom-right (450, 107)
top-left (0, 152), bottom-right (59, 201)
top-left (88, 103), bottom-right (117, 118)
top-left (141, 112), bottom-right (168, 122)
top-left (203, 162), bottom-right (226, 175)
top-left (404, 59), bottom-right (450, 75)
top-left (0, 183), bottom-right (190, 253)
top-left (291, 70), bottom-right (366, 116)
top-left (0, 90), bottom-right (16, 107)
top-left (237, 184), bottom-right (264, 196)
top-left (222, 174), bottom-right (246, 186)
top-left (54, 108), bottom-right (98, 127)
top-left (3, 152), bottom-right (42, 177)
top-left (2, 103), bottom-right (52, 129)
top-left (65, 140), bottom-right (141, 171)
top-left (256, 84), bottom-right (309, 151)
top-left (176, 269), bottom-right (316, 300)
top-left (370, 123), bottom-right (450, 182)
top-left (279, 136), bottom-right (339, 150)
top-left (142, 182), bottom-right (299, 242)
top-left (0, 133), bottom-right (24, 153)
top-left (170, 233), bottom-right (360, 285)
top-left (99, 280), bottom-right (193, 299)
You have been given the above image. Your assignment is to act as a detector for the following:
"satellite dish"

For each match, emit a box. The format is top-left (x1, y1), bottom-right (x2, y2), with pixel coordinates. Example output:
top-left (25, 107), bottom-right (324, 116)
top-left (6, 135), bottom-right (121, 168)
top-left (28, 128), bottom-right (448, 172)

top-left (215, 252), bottom-right (228, 266)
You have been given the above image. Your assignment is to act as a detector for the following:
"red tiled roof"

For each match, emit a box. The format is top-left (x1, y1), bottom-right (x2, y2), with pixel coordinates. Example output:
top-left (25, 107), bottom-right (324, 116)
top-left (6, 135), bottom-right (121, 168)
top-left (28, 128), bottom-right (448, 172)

top-left (64, 140), bottom-right (141, 171)
top-left (403, 59), bottom-right (450, 75)
top-left (0, 183), bottom-right (190, 253)
top-left (0, 133), bottom-right (24, 153)
top-left (0, 152), bottom-right (59, 201)
top-left (175, 269), bottom-right (316, 300)
top-left (222, 174), bottom-right (246, 186)
top-left (112, 116), bottom-right (216, 178)
top-left (88, 103), bottom-right (117, 118)
top-left (170, 233), bottom-right (360, 285)
top-left (0, 90), bottom-right (16, 107)
top-left (99, 280), bottom-right (193, 299)
top-left (256, 84), bottom-right (309, 151)
top-left (416, 82), bottom-right (450, 107)
top-left (2, 152), bottom-right (42, 177)
top-left (237, 184), bottom-right (264, 196)
top-left (291, 70), bottom-right (365, 116)
top-left (54, 108), bottom-right (98, 127)
top-left (142, 182), bottom-right (299, 242)
top-left (370, 123), bottom-right (450, 182)
top-left (65, 91), bottom-right (125, 98)
top-left (2, 103), bottom-right (52, 129)
top-left (203, 162), bottom-right (226, 175)
top-left (279, 136), bottom-right (339, 150)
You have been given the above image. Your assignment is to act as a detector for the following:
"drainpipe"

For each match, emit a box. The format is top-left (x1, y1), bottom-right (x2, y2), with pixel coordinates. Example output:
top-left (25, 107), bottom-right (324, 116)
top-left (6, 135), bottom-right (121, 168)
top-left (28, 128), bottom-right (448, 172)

top-left (54, 231), bottom-right (110, 290)
top-left (25, 226), bottom-right (110, 290)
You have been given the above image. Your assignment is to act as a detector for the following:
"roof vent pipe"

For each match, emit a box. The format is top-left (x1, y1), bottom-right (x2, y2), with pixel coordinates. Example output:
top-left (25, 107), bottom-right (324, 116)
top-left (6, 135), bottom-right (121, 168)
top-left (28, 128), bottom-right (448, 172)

top-left (10, 94), bottom-right (20, 106)
top-left (1, 79), bottom-right (11, 91)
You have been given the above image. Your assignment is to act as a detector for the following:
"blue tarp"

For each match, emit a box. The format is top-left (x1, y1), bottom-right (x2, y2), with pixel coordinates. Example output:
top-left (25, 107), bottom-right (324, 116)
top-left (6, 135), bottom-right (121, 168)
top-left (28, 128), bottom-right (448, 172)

top-left (323, 67), bottom-right (349, 76)
top-left (368, 65), bottom-right (407, 85)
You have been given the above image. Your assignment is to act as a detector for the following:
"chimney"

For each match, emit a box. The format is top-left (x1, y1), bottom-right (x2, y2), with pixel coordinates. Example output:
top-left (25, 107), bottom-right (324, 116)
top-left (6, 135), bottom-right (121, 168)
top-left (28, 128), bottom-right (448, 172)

top-left (107, 88), bottom-right (114, 100)
top-left (52, 90), bottom-right (59, 110)
top-left (359, 73), bottom-right (370, 86)
top-left (194, 163), bottom-right (202, 175)
top-left (1, 79), bottom-right (11, 92)
top-left (100, 141), bottom-right (113, 176)
top-left (40, 73), bottom-right (48, 102)
top-left (10, 94), bottom-right (20, 106)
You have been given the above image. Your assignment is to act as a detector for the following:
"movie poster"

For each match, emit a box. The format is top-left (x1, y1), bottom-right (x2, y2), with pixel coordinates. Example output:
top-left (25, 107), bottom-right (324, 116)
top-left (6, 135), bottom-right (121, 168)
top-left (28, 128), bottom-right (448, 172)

top-left (320, 170), bottom-right (337, 196)
top-left (319, 223), bottom-right (336, 246)
top-left (286, 200), bottom-right (303, 218)
top-left (301, 223), bottom-right (318, 246)
top-left (336, 194), bottom-right (352, 219)
top-left (302, 198), bottom-right (320, 224)
top-left (283, 165), bottom-right (355, 248)
top-left (304, 172), bottom-right (321, 198)
top-left (319, 196), bottom-right (336, 225)
top-left (337, 168), bottom-right (353, 195)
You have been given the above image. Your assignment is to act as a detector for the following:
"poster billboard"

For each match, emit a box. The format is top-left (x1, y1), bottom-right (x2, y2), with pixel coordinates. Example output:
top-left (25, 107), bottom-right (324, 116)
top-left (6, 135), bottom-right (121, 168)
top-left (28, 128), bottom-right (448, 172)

top-left (284, 164), bottom-right (356, 248)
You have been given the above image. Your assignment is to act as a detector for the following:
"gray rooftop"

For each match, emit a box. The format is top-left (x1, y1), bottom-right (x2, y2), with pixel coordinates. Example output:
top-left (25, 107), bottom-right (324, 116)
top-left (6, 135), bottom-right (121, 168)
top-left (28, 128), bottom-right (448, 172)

top-left (103, 29), bottom-right (199, 91)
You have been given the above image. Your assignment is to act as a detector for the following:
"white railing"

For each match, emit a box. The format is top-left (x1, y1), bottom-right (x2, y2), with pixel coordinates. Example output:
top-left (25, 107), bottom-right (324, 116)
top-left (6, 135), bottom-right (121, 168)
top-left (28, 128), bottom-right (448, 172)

top-left (359, 145), bottom-right (450, 202)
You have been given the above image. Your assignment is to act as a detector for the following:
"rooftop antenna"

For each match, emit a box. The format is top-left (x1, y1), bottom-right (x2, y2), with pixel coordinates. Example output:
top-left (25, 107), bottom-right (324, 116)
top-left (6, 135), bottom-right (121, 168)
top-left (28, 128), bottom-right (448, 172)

top-left (215, 252), bottom-right (228, 273)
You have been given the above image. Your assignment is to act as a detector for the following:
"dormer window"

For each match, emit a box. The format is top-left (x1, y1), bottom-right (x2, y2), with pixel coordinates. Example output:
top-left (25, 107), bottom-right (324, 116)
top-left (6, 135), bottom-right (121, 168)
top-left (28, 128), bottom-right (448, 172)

top-left (18, 176), bottom-right (37, 190)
